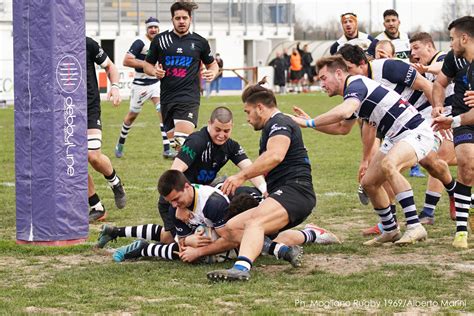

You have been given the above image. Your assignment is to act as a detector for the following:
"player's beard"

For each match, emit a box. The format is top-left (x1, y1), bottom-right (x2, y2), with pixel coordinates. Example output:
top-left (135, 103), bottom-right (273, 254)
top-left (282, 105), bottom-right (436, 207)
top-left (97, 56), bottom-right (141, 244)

top-left (175, 23), bottom-right (190, 35)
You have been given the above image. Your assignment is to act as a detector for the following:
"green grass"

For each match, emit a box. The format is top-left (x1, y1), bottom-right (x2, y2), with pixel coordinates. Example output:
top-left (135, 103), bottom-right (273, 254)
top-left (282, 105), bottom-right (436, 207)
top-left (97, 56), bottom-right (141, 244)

top-left (0, 93), bottom-right (472, 313)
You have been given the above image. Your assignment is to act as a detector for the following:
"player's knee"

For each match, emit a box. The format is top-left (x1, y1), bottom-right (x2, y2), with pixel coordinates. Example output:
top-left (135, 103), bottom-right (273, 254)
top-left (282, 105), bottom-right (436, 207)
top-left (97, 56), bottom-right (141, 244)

top-left (380, 157), bottom-right (397, 178)
top-left (88, 150), bottom-right (101, 166)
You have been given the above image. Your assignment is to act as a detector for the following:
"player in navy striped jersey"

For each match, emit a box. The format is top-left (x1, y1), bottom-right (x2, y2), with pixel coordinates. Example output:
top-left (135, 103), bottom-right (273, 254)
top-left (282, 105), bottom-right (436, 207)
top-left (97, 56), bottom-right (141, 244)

top-left (432, 16), bottom-right (474, 248)
top-left (338, 45), bottom-right (456, 213)
top-left (143, 2), bottom-right (219, 153)
top-left (329, 12), bottom-right (375, 56)
top-left (114, 17), bottom-right (174, 160)
top-left (367, 9), bottom-right (411, 60)
top-left (292, 56), bottom-right (431, 246)
top-left (409, 32), bottom-right (458, 224)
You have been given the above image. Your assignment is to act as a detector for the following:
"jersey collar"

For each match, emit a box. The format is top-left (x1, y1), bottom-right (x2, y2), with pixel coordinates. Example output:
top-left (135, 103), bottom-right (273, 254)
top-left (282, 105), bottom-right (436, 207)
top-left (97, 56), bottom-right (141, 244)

top-left (190, 185), bottom-right (198, 212)
top-left (343, 75), bottom-right (353, 92)
top-left (367, 62), bottom-right (373, 79)
top-left (383, 30), bottom-right (400, 40)
top-left (428, 51), bottom-right (443, 66)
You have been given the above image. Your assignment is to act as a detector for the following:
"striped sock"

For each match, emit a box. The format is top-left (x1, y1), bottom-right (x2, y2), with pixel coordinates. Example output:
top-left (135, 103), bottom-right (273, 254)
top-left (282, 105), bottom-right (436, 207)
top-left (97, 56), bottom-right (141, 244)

top-left (104, 169), bottom-right (120, 186)
top-left (141, 242), bottom-right (179, 260)
top-left (233, 256), bottom-right (252, 271)
top-left (375, 206), bottom-right (397, 232)
top-left (116, 224), bottom-right (163, 241)
top-left (174, 132), bottom-right (188, 148)
top-left (396, 190), bottom-right (420, 227)
top-left (421, 191), bottom-right (441, 218)
top-left (299, 228), bottom-right (317, 243)
top-left (454, 182), bottom-right (471, 233)
top-left (88, 193), bottom-right (104, 211)
top-left (118, 122), bottom-right (132, 145)
top-left (390, 204), bottom-right (397, 223)
top-left (160, 123), bottom-right (170, 151)
top-left (444, 179), bottom-right (456, 197)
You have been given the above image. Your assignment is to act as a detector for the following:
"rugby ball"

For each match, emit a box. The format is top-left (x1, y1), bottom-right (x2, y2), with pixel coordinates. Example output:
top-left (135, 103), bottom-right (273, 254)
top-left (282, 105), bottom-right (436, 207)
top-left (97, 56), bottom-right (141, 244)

top-left (194, 225), bottom-right (237, 264)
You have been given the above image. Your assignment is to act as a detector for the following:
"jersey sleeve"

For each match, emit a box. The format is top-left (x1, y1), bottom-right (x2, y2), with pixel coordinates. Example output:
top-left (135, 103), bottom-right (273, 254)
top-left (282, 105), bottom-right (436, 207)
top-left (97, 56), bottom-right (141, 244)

top-left (267, 115), bottom-right (293, 139)
top-left (441, 50), bottom-right (457, 79)
top-left (329, 42), bottom-right (339, 55)
top-left (173, 212), bottom-right (193, 238)
top-left (176, 133), bottom-right (207, 167)
top-left (127, 39), bottom-right (145, 57)
top-left (202, 193), bottom-right (229, 229)
top-left (228, 139), bottom-right (248, 165)
top-left (343, 78), bottom-right (368, 102)
top-left (200, 39), bottom-right (215, 65)
top-left (145, 36), bottom-right (160, 65)
top-left (87, 37), bottom-right (108, 66)
top-left (381, 59), bottom-right (417, 87)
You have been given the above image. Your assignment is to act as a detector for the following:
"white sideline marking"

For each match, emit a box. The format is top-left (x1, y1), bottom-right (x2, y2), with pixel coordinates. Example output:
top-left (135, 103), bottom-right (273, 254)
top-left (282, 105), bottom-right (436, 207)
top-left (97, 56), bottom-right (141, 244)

top-left (321, 192), bottom-right (351, 197)
top-left (1, 182), bottom-right (15, 187)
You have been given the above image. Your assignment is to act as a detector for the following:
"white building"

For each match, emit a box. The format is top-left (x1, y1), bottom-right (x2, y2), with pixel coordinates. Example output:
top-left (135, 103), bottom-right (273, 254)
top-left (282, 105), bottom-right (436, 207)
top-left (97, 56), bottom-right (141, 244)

top-left (0, 0), bottom-right (295, 102)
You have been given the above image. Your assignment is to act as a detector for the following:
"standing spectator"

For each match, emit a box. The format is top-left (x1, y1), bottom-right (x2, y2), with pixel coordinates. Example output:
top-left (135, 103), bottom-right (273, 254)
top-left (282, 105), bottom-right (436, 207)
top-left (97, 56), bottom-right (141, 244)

top-left (269, 51), bottom-right (287, 94)
top-left (297, 42), bottom-right (314, 92)
top-left (289, 48), bottom-right (303, 93)
top-left (206, 53), bottom-right (224, 98)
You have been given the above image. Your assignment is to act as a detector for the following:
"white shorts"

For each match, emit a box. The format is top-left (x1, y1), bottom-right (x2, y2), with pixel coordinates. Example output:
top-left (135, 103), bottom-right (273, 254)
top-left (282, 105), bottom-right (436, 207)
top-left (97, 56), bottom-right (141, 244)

top-left (380, 121), bottom-right (434, 161)
top-left (129, 82), bottom-right (160, 113)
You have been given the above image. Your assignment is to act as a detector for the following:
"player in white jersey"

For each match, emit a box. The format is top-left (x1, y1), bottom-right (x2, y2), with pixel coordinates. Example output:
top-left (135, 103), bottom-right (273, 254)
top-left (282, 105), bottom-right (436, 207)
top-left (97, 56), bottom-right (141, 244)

top-left (367, 9), bottom-right (411, 60)
top-left (338, 45), bottom-right (456, 206)
top-left (292, 56), bottom-right (431, 246)
top-left (114, 17), bottom-right (175, 160)
top-left (409, 32), bottom-right (458, 224)
top-left (329, 12), bottom-right (375, 55)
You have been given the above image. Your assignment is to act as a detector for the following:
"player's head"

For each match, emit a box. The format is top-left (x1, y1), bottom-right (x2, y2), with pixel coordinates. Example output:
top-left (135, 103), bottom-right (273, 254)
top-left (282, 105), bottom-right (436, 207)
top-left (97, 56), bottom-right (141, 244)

top-left (340, 12), bottom-right (358, 38)
top-left (208, 106), bottom-right (233, 145)
top-left (448, 16), bottom-right (474, 58)
top-left (226, 193), bottom-right (260, 220)
top-left (316, 56), bottom-right (348, 97)
top-left (337, 44), bottom-right (368, 76)
top-left (409, 32), bottom-right (436, 64)
top-left (382, 9), bottom-right (400, 37)
top-left (158, 170), bottom-right (193, 208)
top-left (375, 40), bottom-right (395, 59)
top-left (241, 77), bottom-right (277, 131)
top-left (145, 17), bottom-right (159, 39)
top-left (170, 1), bottom-right (198, 35)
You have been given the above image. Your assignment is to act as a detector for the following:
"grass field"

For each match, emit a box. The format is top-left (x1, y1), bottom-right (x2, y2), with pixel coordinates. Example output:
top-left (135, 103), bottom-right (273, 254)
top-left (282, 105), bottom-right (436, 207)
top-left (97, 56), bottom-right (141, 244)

top-left (0, 93), bottom-right (473, 314)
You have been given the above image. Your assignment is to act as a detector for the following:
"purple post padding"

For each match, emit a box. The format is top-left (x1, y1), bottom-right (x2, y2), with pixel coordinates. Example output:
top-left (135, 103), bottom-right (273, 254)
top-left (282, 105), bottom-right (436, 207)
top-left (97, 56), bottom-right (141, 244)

top-left (13, 1), bottom-right (88, 242)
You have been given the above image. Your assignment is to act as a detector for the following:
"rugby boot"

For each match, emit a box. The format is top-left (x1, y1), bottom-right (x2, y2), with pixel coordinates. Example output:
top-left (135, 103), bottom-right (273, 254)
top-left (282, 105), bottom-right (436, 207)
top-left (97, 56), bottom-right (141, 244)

top-left (357, 184), bottom-right (370, 205)
top-left (162, 148), bottom-right (178, 160)
top-left (115, 143), bottom-right (124, 158)
top-left (89, 207), bottom-right (107, 223)
top-left (409, 164), bottom-right (425, 177)
top-left (394, 225), bottom-right (427, 246)
top-left (281, 245), bottom-right (304, 267)
top-left (363, 228), bottom-right (401, 246)
top-left (96, 224), bottom-right (118, 248)
top-left (113, 239), bottom-right (149, 262)
top-left (111, 180), bottom-right (126, 209)
top-left (304, 223), bottom-right (342, 244)
top-left (207, 267), bottom-right (251, 282)
top-left (361, 223), bottom-right (383, 236)
top-left (452, 232), bottom-right (468, 249)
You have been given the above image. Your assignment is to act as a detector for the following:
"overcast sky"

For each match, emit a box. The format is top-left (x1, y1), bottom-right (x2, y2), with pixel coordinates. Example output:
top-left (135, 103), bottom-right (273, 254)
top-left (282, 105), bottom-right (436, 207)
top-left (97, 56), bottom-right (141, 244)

top-left (293, 0), bottom-right (450, 33)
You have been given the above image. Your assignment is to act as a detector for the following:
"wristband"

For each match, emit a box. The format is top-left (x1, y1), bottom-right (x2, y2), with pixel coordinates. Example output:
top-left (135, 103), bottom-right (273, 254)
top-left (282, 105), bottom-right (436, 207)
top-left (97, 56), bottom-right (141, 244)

top-left (451, 115), bottom-right (461, 129)
top-left (305, 119), bottom-right (316, 128)
top-left (257, 182), bottom-right (267, 195)
top-left (111, 83), bottom-right (120, 89)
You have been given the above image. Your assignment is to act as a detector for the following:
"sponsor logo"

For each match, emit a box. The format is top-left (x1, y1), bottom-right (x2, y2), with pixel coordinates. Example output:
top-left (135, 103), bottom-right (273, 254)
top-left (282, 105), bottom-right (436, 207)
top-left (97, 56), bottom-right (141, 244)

top-left (177, 47), bottom-right (183, 54)
top-left (64, 97), bottom-right (76, 176)
top-left (56, 55), bottom-right (82, 93)
top-left (188, 112), bottom-right (194, 119)
top-left (181, 145), bottom-right (196, 160)
top-left (237, 146), bottom-right (246, 156)
top-left (198, 169), bottom-right (216, 183)
top-left (269, 123), bottom-right (288, 136)
top-left (273, 189), bottom-right (283, 196)
top-left (190, 42), bottom-right (195, 50)
top-left (454, 133), bottom-right (473, 143)
top-left (405, 66), bottom-right (415, 84)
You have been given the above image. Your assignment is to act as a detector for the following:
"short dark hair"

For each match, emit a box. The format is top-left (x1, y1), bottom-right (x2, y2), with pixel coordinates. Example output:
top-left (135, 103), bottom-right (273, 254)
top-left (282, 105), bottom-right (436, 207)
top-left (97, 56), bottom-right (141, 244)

top-left (337, 44), bottom-right (368, 66)
top-left (316, 55), bottom-right (348, 73)
top-left (157, 170), bottom-right (190, 196)
top-left (226, 193), bottom-right (259, 220)
top-left (383, 9), bottom-right (399, 18)
top-left (409, 32), bottom-right (435, 48)
top-left (448, 16), bottom-right (474, 37)
top-left (170, 1), bottom-right (198, 18)
top-left (241, 77), bottom-right (277, 108)
top-left (210, 106), bottom-right (233, 124)
top-left (375, 40), bottom-right (395, 56)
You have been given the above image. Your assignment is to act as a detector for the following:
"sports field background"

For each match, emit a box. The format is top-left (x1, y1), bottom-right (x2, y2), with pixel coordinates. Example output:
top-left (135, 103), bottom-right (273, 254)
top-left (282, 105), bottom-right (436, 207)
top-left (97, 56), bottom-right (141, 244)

top-left (0, 93), bottom-right (472, 313)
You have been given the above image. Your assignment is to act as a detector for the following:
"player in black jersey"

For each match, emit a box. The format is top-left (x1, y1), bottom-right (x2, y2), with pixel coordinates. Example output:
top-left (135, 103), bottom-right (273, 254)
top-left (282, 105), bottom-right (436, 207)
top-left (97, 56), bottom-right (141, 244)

top-left (432, 16), bottom-right (474, 249)
top-left (143, 1), bottom-right (218, 152)
top-left (207, 80), bottom-right (316, 282)
top-left (86, 37), bottom-right (126, 222)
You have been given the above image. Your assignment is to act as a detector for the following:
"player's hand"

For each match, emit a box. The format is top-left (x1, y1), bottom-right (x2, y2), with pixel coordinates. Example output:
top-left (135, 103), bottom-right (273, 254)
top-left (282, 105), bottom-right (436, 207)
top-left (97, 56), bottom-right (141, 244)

top-left (202, 69), bottom-right (215, 82)
top-left (107, 86), bottom-right (121, 107)
top-left (358, 160), bottom-right (369, 182)
top-left (376, 49), bottom-right (391, 59)
top-left (155, 63), bottom-right (165, 79)
top-left (177, 246), bottom-right (202, 263)
top-left (431, 116), bottom-right (452, 131)
top-left (184, 232), bottom-right (212, 248)
top-left (293, 106), bottom-right (311, 119)
top-left (431, 106), bottom-right (444, 118)
top-left (221, 174), bottom-right (246, 196)
top-left (464, 91), bottom-right (474, 107)
top-left (411, 63), bottom-right (429, 75)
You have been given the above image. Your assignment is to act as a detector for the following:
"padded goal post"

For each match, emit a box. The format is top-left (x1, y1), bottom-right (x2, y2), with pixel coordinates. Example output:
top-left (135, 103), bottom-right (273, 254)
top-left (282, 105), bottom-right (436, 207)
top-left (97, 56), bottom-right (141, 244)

top-left (13, 0), bottom-right (88, 244)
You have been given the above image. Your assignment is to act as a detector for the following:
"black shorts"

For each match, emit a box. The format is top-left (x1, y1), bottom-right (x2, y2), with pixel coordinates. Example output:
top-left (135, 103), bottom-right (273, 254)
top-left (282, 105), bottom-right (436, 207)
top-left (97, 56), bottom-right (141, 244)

top-left (158, 195), bottom-right (176, 235)
top-left (268, 181), bottom-right (316, 232)
top-left (453, 125), bottom-right (474, 147)
top-left (87, 107), bottom-right (102, 130)
top-left (161, 103), bottom-right (199, 132)
top-left (290, 70), bottom-right (302, 81)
